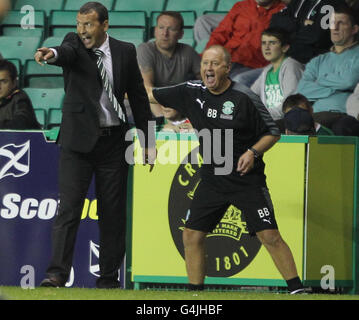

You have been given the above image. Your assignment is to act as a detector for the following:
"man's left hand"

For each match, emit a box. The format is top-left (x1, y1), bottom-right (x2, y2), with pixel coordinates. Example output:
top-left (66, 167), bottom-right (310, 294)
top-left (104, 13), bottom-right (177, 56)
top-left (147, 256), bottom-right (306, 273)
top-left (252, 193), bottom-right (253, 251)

top-left (236, 150), bottom-right (255, 176)
top-left (143, 147), bottom-right (157, 172)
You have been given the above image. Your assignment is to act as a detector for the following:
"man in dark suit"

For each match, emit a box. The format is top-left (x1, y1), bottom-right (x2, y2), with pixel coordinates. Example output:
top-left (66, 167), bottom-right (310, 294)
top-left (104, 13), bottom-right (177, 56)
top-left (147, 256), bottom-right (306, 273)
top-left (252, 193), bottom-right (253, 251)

top-left (34, 2), bottom-right (155, 288)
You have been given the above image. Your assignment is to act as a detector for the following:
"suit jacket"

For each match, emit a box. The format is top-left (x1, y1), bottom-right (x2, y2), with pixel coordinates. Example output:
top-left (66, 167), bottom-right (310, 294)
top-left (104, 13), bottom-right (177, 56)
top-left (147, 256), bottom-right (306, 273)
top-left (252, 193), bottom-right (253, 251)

top-left (52, 32), bottom-right (152, 153)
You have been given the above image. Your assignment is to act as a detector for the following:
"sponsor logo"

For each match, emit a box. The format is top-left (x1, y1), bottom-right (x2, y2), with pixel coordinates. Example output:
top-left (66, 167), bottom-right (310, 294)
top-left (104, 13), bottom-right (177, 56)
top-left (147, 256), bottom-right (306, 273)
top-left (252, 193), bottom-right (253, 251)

top-left (168, 147), bottom-right (261, 277)
top-left (222, 101), bottom-right (234, 115)
top-left (196, 98), bottom-right (205, 109)
top-left (0, 193), bottom-right (58, 220)
top-left (220, 101), bottom-right (234, 120)
top-left (0, 141), bottom-right (30, 180)
top-left (0, 194), bottom-right (98, 220)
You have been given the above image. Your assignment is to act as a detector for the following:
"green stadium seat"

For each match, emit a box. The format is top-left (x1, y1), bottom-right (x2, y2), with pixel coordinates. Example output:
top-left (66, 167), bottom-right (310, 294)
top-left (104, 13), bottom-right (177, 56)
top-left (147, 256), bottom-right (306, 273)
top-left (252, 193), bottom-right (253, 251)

top-left (108, 11), bottom-right (147, 41)
top-left (179, 38), bottom-right (195, 47)
top-left (51, 28), bottom-right (77, 37)
top-left (34, 108), bottom-right (46, 129)
top-left (49, 10), bottom-right (77, 37)
top-left (0, 36), bottom-right (42, 65)
top-left (47, 108), bottom-right (62, 129)
top-left (64, 0), bottom-right (115, 11)
top-left (107, 28), bottom-right (145, 46)
top-left (165, 0), bottom-right (217, 17)
top-left (1, 27), bottom-right (43, 37)
top-left (182, 28), bottom-right (194, 40)
top-left (7, 58), bottom-right (21, 75)
top-left (194, 39), bottom-right (207, 54)
top-left (23, 60), bottom-right (64, 88)
top-left (14, 0), bottom-right (65, 17)
top-left (113, 0), bottom-right (166, 17)
top-left (41, 36), bottom-right (64, 48)
top-left (24, 88), bottom-right (65, 112)
top-left (109, 11), bottom-right (146, 28)
top-left (1, 10), bottom-right (45, 39)
top-left (216, 0), bottom-right (243, 11)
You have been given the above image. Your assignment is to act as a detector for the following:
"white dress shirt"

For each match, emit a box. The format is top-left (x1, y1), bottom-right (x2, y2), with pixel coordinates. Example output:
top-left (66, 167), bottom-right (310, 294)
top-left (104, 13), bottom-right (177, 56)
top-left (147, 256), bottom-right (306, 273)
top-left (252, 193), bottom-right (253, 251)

top-left (49, 33), bottom-right (120, 127)
top-left (95, 33), bottom-right (120, 127)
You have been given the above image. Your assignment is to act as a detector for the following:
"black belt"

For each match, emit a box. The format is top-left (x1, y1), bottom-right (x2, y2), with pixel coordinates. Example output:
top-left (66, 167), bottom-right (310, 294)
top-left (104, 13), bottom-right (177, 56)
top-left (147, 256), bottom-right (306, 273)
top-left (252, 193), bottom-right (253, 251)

top-left (99, 126), bottom-right (121, 136)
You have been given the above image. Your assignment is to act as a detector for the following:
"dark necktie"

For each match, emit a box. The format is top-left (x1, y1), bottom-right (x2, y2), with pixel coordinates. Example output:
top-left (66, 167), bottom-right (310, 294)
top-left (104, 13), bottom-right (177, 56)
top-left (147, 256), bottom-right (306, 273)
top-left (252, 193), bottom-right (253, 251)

top-left (94, 49), bottom-right (126, 123)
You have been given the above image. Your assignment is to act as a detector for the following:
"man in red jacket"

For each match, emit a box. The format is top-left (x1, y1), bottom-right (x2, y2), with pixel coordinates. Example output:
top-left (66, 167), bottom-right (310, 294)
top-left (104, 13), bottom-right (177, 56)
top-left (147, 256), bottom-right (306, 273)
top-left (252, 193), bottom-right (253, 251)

top-left (205, 0), bottom-right (285, 85)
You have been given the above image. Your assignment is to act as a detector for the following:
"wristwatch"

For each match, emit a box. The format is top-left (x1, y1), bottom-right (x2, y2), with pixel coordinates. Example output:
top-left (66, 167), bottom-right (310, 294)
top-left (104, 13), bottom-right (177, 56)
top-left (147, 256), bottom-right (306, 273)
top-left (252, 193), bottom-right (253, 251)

top-left (248, 147), bottom-right (260, 158)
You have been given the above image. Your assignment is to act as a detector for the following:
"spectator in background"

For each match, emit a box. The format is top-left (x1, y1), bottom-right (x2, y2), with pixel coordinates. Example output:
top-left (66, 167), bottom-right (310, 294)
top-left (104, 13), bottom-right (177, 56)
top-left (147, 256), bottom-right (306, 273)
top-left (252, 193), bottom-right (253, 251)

top-left (269, 0), bottom-right (338, 64)
top-left (297, 3), bottom-right (359, 136)
top-left (161, 107), bottom-right (193, 133)
top-left (0, 59), bottom-right (40, 130)
top-left (194, 1), bottom-right (291, 45)
top-left (204, 0), bottom-right (286, 86)
top-left (251, 27), bottom-right (303, 127)
top-left (282, 93), bottom-right (334, 135)
top-left (137, 11), bottom-right (201, 118)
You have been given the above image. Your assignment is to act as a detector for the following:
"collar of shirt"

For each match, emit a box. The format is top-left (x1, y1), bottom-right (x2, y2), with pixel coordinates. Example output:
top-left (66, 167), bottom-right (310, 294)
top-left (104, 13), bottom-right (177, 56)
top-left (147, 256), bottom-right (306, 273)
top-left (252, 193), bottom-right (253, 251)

top-left (93, 33), bottom-right (110, 58)
top-left (330, 41), bottom-right (358, 54)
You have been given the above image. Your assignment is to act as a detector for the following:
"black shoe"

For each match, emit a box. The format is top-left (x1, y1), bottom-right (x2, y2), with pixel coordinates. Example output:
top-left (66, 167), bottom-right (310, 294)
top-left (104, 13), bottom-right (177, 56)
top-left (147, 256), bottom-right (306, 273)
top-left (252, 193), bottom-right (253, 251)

top-left (40, 277), bottom-right (65, 288)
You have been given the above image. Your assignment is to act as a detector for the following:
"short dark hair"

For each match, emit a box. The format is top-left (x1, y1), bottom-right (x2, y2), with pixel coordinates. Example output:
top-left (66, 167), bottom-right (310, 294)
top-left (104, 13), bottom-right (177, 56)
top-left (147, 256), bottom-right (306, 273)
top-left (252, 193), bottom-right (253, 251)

top-left (333, 2), bottom-right (359, 26)
top-left (156, 11), bottom-right (184, 30)
top-left (79, 1), bottom-right (108, 24)
top-left (0, 59), bottom-right (18, 81)
top-left (282, 94), bottom-right (312, 113)
top-left (262, 27), bottom-right (291, 46)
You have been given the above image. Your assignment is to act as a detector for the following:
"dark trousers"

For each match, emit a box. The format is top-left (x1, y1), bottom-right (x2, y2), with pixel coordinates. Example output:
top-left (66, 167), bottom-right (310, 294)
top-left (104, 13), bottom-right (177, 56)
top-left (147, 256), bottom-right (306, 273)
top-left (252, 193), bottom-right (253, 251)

top-left (46, 125), bottom-right (130, 286)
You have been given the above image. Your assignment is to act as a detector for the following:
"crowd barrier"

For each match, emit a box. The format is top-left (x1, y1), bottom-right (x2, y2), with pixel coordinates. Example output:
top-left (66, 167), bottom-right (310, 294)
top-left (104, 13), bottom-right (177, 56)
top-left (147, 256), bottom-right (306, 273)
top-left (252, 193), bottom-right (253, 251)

top-left (130, 132), bottom-right (359, 294)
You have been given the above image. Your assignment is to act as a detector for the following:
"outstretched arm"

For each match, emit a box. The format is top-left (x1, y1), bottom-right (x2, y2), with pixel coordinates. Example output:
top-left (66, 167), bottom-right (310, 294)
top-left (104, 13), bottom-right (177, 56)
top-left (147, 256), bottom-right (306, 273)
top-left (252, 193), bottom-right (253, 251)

top-left (34, 47), bottom-right (55, 66)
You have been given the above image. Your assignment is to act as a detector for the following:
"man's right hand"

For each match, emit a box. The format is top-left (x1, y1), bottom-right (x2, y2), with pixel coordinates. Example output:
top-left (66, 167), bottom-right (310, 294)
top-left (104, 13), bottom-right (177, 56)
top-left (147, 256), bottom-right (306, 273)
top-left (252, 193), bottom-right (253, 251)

top-left (34, 47), bottom-right (54, 66)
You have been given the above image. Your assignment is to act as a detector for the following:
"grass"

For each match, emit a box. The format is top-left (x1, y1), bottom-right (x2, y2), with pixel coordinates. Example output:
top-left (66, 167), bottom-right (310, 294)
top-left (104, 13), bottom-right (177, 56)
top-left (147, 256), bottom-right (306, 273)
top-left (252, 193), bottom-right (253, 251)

top-left (1, 286), bottom-right (359, 300)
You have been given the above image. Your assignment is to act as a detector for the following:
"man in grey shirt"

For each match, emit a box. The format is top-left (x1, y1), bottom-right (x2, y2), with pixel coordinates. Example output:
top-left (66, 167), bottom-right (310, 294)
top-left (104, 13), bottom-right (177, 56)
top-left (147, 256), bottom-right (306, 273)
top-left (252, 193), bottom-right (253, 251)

top-left (137, 11), bottom-right (201, 117)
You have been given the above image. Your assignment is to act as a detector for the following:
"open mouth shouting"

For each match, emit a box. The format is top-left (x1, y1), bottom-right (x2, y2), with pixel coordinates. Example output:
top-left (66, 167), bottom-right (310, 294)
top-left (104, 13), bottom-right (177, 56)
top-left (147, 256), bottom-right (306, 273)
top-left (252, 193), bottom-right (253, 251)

top-left (200, 46), bottom-right (231, 94)
top-left (81, 35), bottom-right (93, 48)
top-left (205, 72), bottom-right (216, 88)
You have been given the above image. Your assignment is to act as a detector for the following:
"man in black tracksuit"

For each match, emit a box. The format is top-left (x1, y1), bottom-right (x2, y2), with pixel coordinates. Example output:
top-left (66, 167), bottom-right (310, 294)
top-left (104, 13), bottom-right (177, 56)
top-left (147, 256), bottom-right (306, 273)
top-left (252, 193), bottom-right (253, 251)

top-left (153, 45), bottom-right (305, 294)
top-left (270, 0), bottom-right (338, 64)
